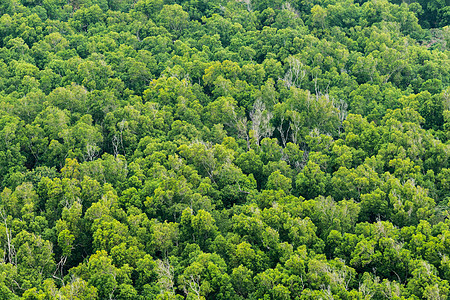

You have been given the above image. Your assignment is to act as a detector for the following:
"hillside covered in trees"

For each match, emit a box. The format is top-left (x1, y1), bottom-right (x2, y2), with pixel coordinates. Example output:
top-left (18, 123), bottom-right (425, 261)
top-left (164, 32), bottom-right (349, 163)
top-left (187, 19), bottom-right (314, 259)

top-left (0, 0), bottom-right (449, 298)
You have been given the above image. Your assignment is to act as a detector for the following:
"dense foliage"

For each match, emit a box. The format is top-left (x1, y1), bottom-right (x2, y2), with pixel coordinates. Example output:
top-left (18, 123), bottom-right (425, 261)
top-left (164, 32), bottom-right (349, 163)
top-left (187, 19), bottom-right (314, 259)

top-left (0, 0), bottom-right (449, 298)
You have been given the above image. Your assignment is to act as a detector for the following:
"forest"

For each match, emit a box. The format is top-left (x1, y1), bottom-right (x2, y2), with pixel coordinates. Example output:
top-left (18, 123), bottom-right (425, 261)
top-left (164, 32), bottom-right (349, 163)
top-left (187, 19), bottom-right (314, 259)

top-left (0, 0), bottom-right (449, 298)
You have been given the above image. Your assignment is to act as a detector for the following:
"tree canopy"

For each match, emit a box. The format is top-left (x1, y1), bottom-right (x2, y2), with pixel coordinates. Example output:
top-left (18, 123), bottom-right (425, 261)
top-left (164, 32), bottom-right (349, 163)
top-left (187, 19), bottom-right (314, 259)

top-left (0, 0), bottom-right (449, 298)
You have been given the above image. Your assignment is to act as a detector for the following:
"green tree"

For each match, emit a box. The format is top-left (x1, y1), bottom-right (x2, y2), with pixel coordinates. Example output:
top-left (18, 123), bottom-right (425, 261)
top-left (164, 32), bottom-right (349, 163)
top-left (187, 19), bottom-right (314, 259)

top-left (295, 161), bottom-right (329, 199)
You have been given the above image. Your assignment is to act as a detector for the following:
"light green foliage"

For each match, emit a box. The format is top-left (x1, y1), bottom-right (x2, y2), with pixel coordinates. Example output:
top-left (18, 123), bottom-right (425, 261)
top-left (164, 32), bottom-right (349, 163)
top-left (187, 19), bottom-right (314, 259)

top-left (0, 0), bottom-right (448, 298)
